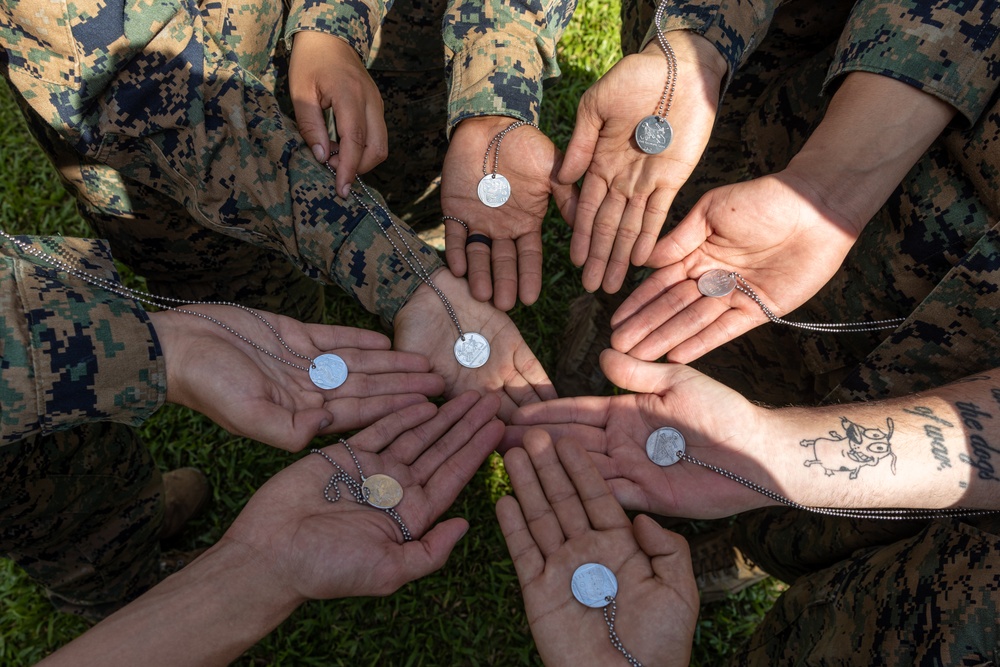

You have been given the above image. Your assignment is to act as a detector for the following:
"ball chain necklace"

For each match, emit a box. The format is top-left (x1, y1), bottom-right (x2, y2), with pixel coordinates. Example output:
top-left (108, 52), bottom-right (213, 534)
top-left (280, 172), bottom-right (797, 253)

top-left (644, 426), bottom-right (997, 520)
top-left (634, 0), bottom-right (677, 155)
top-left (477, 120), bottom-right (539, 208)
top-left (571, 563), bottom-right (644, 666)
top-left (0, 229), bottom-right (350, 390)
top-left (323, 158), bottom-right (491, 369)
top-left (311, 439), bottom-right (411, 542)
top-left (696, 269), bottom-right (906, 332)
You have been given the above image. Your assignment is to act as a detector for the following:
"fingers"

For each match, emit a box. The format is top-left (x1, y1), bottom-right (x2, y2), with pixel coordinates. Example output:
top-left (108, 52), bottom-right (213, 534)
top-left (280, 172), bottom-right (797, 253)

top-left (382, 390), bottom-right (486, 466)
top-left (523, 429), bottom-right (592, 539)
top-left (341, 400), bottom-right (440, 454)
top-left (404, 391), bottom-right (502, 475)
top-left (443, 217), bottom-right (470, 277)
top-left (292, 90), bottom-right (331, 167)
top-left (558, 98), bottom-right (601, 186)
top-left (515, 233), bottom-right (543, 307)
top-left (599, 349), bottom-right (679, 396)
top-left (502, 442), bottom-right (565, 557)
top-left (608, 263), bottom-right (691, 333)
top-left (569, 177), bottom-right (606, 270)
top-left (390, 517), bottom-right (470, 590)
top-left (496, 494), bottom-right (545, 585)
top-left (491, 237), bottom-right (519, 311)
top-left (242, 403), bottom-right (335, 452)
top-left (512, 395), bottom-right (614, 429)
top-left (465, 238), bottom-right (494, 302)
top-left (305, 324), bottom-right (392, 353)
top-left (421, 415), bottom-right (504, 517)
top-left (322, 393), bottom-right (435, 434)
top-left (631, 188), bottom-right (672, 266)
top-left (499, 422), bottom-right (609, 455)
top-left (554, 437), bottom-right (630, 532)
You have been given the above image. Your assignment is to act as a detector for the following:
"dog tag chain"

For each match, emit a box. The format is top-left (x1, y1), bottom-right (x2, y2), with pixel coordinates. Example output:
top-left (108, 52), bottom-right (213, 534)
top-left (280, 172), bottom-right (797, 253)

top-left (634, 0), bottom-right (677, 155)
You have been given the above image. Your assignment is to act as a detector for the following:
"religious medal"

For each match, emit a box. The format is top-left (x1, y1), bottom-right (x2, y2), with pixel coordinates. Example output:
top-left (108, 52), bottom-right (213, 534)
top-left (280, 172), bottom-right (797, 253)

top-left (362, 473), bottom-right (404, 509)
top-left (646, 426), bottom-right (685, 467)
top-left (571, 563), bottom-right (619, 608)
top-left (477, 174), bottom-right (511, 207)
top-left (309, 353), bottom-right (349, 389)
top-left (697, 269), bottom-right (736, 298)
top-left (454, 332), bottom-right (491, 369)
top-left (634, 116), bottom-right (672, 154)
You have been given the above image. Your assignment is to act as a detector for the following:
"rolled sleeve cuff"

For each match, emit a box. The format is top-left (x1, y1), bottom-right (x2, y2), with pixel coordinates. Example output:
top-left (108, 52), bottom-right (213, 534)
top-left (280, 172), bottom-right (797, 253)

top-left (447, 39), bottom-right (545, 131)
top-left (284, 0), bottom-right (381, 62)
top-left (826, 1), bottom-right (1000, 126)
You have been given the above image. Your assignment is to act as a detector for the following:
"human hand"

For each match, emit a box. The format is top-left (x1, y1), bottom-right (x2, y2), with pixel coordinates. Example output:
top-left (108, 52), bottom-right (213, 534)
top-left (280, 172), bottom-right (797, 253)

top-left (497, 429), bottom-right (698, 667)
top-left (152, 305), bottom-right (445, 451)
top-left (505, 349), bottom-right (789, 519)
top-left (222, 390), bottom-right (504, 602)
top-left (393, 267), bottom-right (558, 421)
top-left (558, 32), bottom-right (725, 294)
top-left (441, 116), bottom-right (577, 310)
top-left (290, 31), bottom-right (387, 197)
top-left (610, 171), bottom-right (862, 363)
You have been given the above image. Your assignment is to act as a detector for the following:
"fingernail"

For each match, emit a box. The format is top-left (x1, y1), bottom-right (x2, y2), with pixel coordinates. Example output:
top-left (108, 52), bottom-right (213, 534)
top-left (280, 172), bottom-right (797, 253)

top-left (312, 144), bottom-right (325, 163)
top-left (319, 418), bottom-right (331, 430)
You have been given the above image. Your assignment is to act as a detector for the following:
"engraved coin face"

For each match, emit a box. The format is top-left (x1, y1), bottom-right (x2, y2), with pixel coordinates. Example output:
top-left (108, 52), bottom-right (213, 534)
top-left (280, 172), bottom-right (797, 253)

top-left (697, 269), bottom-right (737, 298)
top-left (309, 353), bottom-right (348, 390)
top-left (571, 563), bottom-right (618, 608)
top-left (454, 332), bottom-right (491, 369)
top-left (362, 474), bottom-right (403, 509)
top-left (634, 116), bottom-right (673, 155)
top-left (477, 174), bottom-right (511, 207)
top-left (645, 426), bottom-right (686, 467)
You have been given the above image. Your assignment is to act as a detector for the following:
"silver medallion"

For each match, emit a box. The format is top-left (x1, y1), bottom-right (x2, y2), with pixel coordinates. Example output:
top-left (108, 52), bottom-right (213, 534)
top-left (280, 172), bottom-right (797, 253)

top-left (309, 353), bottom-right (348, 390)
top-left (697, 269), bottom-right (737, 298)
top-left (362, 473), bottom-right (404, 509)
top-left (634, 115), bottom-right (672, 155)
top-left (454, 332), bottom-right (490, 369)
top-left (571, 563), bottom-right (618, 608)
top-left (645, 426), bottom-right (685, 467)
top-left (477, 174), bottom-right (511, 208)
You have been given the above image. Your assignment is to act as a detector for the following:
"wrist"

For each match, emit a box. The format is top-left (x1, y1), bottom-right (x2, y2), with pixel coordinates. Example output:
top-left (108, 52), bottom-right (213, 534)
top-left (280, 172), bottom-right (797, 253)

top-left (648, 29), bottom-right (727, 85)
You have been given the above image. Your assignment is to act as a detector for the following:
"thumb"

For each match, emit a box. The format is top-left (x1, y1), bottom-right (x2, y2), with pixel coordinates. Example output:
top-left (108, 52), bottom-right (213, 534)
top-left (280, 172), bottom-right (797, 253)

top-left (632, 514), bottom-right (694, 581)
top-left (557, 100), bottom-right (601, 185)
top-left (599, 348), bottom-right (689, 395)
top-left (395, 518), bottom-right (469, 583)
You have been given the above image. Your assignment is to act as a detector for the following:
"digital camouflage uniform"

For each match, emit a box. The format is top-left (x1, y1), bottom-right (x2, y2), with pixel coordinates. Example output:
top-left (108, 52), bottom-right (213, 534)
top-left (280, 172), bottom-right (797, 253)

top-left (0, 0), bottom-right (573, 617)
top-left (622, 0), bottom-right (1000, 663)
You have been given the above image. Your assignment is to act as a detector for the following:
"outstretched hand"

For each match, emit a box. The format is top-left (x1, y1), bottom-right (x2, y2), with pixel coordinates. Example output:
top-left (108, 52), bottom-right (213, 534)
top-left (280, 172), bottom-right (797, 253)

top-left (558, 33), bottom-right (725, 294)
top-left (152, 305), bottom-right (445, 451)
top-left (224, 390), bottom-right (504, 602)
top-left (505, 349), bottom-right (788, 519)
top-left (290, 31), bottom-right (387, 198)
top-left (610, 171), bottom-right (863, 363)
top-left (393, 267), bottom-right (558, 422)
top-left (497, 429), bottom-right (698, 667)
top-left (441, 116), bottom-right (577, 310)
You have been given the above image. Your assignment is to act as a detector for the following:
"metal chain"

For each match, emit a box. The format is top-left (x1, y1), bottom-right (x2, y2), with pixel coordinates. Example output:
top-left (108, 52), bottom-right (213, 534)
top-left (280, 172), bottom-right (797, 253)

top-left (482, 120), bottom-right (539, 178)
top-left (603, 596), bottom-right (644, 667)
top-left (322, 159), bottom-right (467, 342)
top-left (0, 229), bottom-right (316, 371)
top-left (311, 441), bottom-right (413, 542)
top-left (676, 451), bottom-right (997, 520)
top-left (650, 0), bottom-right (677, 121)
top-left (731, 272), bottom-right (906, 332)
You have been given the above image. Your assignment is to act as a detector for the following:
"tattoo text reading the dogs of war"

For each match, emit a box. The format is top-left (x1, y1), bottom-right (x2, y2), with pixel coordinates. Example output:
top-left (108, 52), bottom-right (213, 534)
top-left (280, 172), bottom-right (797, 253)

top-left (954, 395), bottom-right (1000, 483)
top-left (902, 405), bottom-right (953, 471)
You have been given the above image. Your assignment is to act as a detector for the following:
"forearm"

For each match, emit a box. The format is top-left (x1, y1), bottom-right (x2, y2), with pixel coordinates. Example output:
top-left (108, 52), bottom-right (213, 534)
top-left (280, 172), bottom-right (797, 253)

top-left (785, 71), bottom-right (957, 236)
top-left (38, 539), bottom-right (302, 667)
top-left (767, 371), bottom-right (1000, 511)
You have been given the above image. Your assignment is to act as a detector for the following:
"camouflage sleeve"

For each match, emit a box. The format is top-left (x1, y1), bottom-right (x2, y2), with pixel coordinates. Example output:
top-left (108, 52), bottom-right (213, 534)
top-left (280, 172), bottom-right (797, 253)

top-left (442, 0), bottom-right (578, 130)
top-left (284, 0), bottom-right (391, 62)
top-left (620, 0), bottom-right (804, 94)
top-left (0, 236), bottom-right (165, 447)
top-left (828, 0), bottom-right (1000, 126)
top-left (1, 0), bottom-right (439, 323)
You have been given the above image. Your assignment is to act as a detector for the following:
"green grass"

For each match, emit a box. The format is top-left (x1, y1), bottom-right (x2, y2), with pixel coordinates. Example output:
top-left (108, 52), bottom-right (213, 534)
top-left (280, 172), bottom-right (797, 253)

top-left (0, 1), bottom-right (784, 663)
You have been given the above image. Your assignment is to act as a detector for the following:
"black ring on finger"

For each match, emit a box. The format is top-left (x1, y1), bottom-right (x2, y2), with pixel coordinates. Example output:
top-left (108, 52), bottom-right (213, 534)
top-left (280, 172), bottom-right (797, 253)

top-left (466, 233), bottom-right (493, 249)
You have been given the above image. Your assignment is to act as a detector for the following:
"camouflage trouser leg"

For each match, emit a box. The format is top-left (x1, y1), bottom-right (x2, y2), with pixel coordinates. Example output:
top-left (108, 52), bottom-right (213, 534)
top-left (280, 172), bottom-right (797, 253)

top-left (0, 423), bottom-right (162, 621)
top-left (730, 512), bottom-right (1000, 665)
top-left (364, 0), bottom-right (450, 229)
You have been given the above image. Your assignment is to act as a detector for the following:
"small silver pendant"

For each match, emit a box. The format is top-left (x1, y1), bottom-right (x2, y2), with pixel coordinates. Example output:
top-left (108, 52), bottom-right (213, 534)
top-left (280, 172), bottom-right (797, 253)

top-left (646, 426), bottom-right (685, 467)
top-left (310, 353), bottom-right (348, 389)
top-left (362, 473), bottom-right (404, 509)
top-left (697, 269), bottom-right (737, 298)
top-left (454, 332), bottom-right (490, 368)
top-left (634, 115), bottom-right (672, 154)
top-left (477, 174), bottom-right (511, 207)
top-left (571, 563), bottom-right (618, 608)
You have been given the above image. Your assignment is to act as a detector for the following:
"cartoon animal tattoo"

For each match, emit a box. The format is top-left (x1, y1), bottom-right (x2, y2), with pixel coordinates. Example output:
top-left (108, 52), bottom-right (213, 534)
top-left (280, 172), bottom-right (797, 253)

top-left (801, 417), bottom-right (897, 479)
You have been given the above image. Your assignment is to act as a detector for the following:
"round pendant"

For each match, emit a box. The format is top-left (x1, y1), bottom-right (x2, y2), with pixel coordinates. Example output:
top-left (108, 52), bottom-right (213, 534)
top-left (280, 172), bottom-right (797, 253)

top-left (309, 353), bottom-right (348, 390)
top-left (477, 174), bottom-right (511, 208)
top-left (362, 473), bottom-right (404, 509)
top-left (571, 563), bottom-right (618, 608)
top-left (646, 426), bottom-right (685, 467)
top-left (634, 115), bottom-right (673, 155)
top-left (454, 332), bottom-right (490, 369)
top-left (697, 269), bottom-right (737, 298)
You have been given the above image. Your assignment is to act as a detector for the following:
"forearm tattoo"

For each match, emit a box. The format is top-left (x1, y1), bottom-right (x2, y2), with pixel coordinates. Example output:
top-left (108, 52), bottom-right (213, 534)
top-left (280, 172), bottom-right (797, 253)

top-left (800, 417), bottom-right (896, 480)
